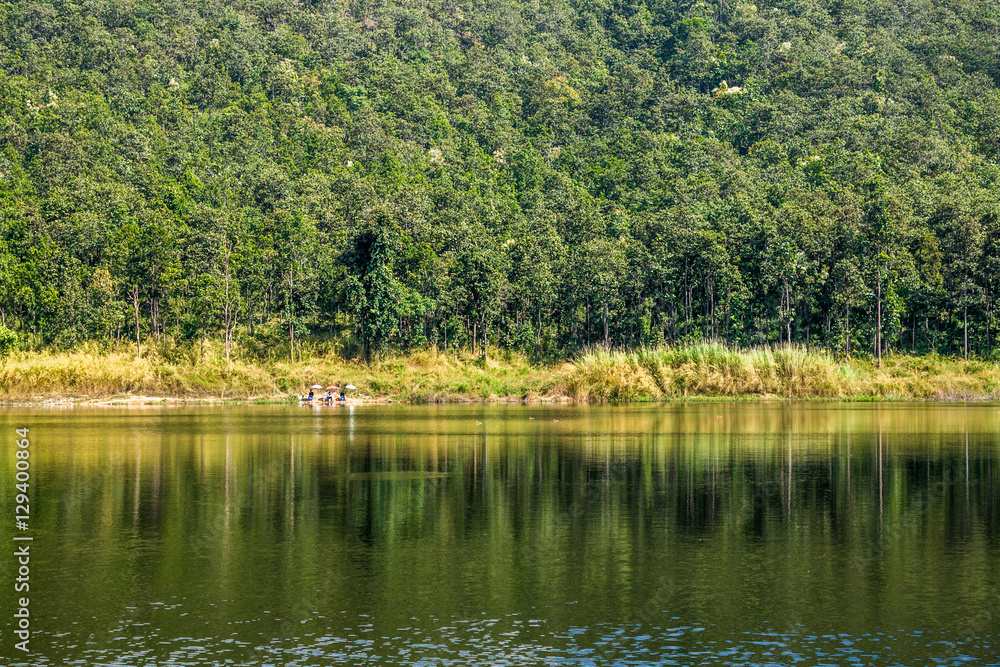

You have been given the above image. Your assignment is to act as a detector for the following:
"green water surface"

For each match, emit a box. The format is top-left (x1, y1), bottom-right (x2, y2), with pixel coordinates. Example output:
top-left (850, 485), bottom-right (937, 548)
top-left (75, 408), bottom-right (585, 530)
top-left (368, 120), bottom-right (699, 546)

top-left (0, 403), bottom-right (998, 665)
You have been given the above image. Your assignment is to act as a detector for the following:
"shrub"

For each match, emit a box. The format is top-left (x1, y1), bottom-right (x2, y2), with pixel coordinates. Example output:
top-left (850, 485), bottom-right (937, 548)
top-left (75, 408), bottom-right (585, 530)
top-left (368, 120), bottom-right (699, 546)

top-left (0, 325), bottom-right (19, 357)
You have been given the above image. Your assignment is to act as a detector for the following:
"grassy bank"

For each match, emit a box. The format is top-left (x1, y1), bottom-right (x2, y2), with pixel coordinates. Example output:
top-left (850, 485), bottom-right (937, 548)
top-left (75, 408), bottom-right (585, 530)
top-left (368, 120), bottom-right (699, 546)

top-left (0, 341), bottom-right (555, 403)
top-left (558, 345), bottom-right (1000, 402)
top-left (1, 341), bottom-right (999, 403)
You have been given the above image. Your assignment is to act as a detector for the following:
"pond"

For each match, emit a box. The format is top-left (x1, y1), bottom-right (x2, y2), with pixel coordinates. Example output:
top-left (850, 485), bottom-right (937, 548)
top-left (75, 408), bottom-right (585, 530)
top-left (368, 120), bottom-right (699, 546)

top-left (0, 403), bottom-right (998, 665)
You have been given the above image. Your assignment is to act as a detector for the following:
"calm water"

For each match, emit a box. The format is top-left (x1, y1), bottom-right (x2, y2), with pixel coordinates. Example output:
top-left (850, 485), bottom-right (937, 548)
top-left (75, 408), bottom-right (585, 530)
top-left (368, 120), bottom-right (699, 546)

top-left (0, 403), bottom-right (998, 665)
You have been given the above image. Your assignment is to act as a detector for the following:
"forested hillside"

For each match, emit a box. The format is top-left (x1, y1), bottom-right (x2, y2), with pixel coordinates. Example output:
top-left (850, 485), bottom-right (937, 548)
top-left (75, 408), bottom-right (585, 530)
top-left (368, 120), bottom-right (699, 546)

top-left (2, 0), bottom-right (1000, 362)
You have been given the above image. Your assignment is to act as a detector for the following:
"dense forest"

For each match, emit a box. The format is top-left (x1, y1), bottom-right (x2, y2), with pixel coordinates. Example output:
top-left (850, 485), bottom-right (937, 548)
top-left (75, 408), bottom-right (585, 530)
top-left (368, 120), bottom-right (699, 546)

top-left (2, 0), bottom-right (1000, 363)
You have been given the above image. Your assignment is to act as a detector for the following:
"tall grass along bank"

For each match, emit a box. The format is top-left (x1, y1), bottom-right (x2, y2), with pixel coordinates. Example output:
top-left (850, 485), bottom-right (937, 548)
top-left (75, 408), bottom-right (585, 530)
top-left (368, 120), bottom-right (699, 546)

top-left (0, 342), bottom-right (555, 403)
top-left (557, 344), bottom-right (1000, 402)
top-left (1, 342), bottom-right (999, 403)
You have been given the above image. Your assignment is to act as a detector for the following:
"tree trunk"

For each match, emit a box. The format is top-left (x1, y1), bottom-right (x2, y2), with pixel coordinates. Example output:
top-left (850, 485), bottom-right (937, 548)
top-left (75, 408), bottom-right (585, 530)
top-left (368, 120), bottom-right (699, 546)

top-left (288, 262), bottom-right (295, 363)
top-left (725, 291), bottom-right (731, 345)
top-left (222, 248), bottom-right (241, 366)
top-left (130, 285), bottom-right (141, 359)
top-left (224, 257), bottom-right (231, 364)
top-left (785, 279), bottom-right (791, 346)
top-left (536, 309), bottom-right (542, 358)
top-left (683, 261), bottom-right (690, 338)
top-left (845, 288), bottom-right (851, 356)
top-left (153, 297), bottom-right (161, 343)
top-left (987, 289), bottom-right (992, 357)
top-left (481, 314), bottom-right (488, 362)
top-left (602, 301), bottom-right (609, 348)
top-left (711, 280), bottom-right (717, 340)
top-left (964, 293), bottom-right (969, 362)
top-left (876, 264), bottom-right (882, 368)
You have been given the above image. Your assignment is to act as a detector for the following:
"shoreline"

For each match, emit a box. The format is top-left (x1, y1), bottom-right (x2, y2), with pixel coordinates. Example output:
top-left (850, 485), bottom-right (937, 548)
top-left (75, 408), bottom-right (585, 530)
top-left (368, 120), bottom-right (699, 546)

top-left (2, 343), bottom-right (999, 406)
top-left (0, 393), bottom-right (575, 407)
top-left (3, 392), bottom-right (998, 408)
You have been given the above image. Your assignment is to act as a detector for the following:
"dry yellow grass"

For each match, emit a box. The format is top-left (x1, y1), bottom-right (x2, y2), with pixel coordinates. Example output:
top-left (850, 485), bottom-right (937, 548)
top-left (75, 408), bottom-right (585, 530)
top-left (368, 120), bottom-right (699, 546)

top-left (0, 342), bottom-right (556, 402)
top-left (1, 341), bottom-right (999, 403)
top-left (553, 344), bottom-right (1000, 402)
